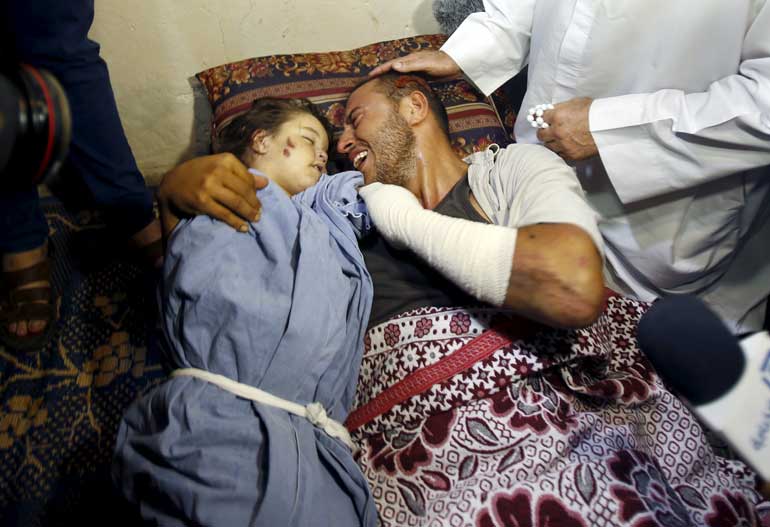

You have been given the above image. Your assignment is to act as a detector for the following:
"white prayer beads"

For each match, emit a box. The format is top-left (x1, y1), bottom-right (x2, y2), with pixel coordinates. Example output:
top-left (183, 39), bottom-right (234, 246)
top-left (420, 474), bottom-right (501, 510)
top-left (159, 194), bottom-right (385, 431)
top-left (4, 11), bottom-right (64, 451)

top-left (526, 103), bottom-right (554, 129)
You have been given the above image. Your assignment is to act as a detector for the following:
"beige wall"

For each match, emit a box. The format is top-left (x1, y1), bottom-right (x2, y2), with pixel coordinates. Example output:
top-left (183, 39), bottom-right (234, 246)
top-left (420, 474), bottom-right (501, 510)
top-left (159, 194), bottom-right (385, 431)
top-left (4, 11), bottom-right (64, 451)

top-left (89, 0), bottom-right (441, 184)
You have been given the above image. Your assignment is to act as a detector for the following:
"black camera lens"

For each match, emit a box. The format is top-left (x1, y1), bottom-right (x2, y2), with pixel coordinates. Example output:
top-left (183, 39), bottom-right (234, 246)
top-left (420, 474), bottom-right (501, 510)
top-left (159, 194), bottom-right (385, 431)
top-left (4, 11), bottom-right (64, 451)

top-left (0, 65), bottom-right (71, 187)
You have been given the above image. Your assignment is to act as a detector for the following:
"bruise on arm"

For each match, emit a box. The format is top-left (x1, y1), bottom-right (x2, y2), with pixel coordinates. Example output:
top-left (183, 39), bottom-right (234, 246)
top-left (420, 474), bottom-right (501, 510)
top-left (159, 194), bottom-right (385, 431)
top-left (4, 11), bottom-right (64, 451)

top-left (504, 223), bottom-right (604, 328)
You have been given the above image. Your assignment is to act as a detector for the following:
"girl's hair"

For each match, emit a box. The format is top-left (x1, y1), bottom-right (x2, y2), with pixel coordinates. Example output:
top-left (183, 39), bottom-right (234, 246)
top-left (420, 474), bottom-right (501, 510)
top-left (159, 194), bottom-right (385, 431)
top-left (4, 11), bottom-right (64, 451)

top-left (214, 97), bottom-right (334, 164)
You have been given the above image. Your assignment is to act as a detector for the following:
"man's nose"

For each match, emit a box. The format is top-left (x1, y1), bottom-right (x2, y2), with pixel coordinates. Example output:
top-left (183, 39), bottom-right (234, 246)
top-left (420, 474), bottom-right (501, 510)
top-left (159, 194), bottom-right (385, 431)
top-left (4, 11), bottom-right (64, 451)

top-left (337, 127), bottom-right (354, 154)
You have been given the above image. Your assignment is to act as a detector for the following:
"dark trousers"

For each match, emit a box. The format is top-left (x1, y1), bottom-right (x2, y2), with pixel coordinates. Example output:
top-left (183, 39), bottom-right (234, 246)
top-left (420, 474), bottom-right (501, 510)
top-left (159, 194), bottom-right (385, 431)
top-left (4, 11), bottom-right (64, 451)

top-left (0, 0), bottom-right (154, 253)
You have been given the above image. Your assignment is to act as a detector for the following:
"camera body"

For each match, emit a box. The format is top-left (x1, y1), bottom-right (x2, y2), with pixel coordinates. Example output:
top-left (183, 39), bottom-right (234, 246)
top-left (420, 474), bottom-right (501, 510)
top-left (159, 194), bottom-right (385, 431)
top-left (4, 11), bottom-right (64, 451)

top-left (0, 64), bottom-right (71, 186)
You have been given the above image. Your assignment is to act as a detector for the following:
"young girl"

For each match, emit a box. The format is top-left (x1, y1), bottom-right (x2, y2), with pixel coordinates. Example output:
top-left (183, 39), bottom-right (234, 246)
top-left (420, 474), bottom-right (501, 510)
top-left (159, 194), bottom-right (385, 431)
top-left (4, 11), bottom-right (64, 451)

top-left (113, 98), bottom-right (377, 526)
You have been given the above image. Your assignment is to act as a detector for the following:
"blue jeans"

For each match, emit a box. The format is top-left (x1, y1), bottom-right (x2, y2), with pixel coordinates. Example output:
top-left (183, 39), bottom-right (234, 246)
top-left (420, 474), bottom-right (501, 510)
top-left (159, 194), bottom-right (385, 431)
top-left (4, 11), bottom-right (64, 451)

top-left (0, 0), bottom-right (154, 253)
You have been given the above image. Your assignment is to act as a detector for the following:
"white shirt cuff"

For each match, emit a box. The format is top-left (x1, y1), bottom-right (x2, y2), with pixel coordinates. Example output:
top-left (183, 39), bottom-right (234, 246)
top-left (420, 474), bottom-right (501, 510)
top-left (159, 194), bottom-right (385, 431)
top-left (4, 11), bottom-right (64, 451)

top-left (589, 94), bottom-right (651, 132)
top-left (441, 15), bottom-right (522, 96)
top-left (592, 125), bottom-right (681, 203)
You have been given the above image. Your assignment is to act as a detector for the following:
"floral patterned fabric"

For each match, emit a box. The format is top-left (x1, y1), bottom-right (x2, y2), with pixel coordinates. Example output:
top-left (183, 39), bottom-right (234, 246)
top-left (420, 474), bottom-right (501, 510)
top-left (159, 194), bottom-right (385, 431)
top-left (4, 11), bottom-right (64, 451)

top-left (195, 34), bottom-right (515, 166)
top-left (0, 201), bottom-right (163, 526)
top-left (352, 297), bottom-right (770, 526)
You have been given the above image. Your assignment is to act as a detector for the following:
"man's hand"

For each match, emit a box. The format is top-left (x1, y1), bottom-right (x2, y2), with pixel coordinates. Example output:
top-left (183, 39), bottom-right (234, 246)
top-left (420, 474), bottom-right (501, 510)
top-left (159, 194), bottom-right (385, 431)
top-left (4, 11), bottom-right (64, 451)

top-left (157, 153), bottom-right (268, 234)
top-left (368, 50), bottom-right (461, 78)
top-left (536, 98), bottom-right (598, 161)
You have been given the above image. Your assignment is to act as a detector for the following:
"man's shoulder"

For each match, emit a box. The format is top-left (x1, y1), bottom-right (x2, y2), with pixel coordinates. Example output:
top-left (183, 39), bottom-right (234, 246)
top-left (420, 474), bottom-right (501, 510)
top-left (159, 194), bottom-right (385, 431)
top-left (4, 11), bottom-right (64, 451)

top-left (468, 142), bottom-right (581, 211)
top-left (467, 144), bottom-right (565, 181)
top-left (466, 143), bottom-right (562, 170)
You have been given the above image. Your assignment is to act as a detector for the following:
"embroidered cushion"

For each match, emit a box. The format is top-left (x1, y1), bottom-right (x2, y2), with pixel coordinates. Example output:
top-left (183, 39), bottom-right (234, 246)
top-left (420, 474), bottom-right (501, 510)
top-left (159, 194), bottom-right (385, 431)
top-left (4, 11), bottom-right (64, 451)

top-left (195, 34), bottom-right (516, 170)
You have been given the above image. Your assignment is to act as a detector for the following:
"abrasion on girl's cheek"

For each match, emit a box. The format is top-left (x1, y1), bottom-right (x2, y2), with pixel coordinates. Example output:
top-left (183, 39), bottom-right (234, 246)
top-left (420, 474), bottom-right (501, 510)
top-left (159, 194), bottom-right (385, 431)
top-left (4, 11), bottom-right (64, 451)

top-left (283, 137), bottom-right (295, 157)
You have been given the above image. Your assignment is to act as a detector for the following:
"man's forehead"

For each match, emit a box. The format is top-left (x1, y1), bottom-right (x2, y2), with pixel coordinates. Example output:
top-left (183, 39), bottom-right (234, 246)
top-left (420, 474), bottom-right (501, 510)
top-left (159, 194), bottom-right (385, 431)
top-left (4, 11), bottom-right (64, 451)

top-left (345, 81), bottom-right (381, 112)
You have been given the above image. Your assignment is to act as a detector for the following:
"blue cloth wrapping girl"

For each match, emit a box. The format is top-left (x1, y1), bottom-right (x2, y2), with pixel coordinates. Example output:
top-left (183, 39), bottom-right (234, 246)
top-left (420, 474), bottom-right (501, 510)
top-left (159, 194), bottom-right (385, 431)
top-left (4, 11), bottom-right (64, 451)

top-left (113, 170), bottom-right (377, 526)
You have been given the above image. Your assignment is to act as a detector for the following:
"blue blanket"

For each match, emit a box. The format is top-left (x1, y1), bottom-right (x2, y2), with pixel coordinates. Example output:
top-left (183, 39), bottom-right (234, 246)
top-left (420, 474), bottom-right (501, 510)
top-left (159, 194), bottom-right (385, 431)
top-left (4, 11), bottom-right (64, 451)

top-left (113, 171), bottom-right (376, 526)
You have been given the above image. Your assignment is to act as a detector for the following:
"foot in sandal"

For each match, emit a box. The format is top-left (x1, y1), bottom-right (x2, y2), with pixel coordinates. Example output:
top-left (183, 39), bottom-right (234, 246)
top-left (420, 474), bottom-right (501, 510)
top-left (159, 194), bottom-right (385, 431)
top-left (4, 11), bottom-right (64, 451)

top-left (0, 242), bottom-right (57, 352)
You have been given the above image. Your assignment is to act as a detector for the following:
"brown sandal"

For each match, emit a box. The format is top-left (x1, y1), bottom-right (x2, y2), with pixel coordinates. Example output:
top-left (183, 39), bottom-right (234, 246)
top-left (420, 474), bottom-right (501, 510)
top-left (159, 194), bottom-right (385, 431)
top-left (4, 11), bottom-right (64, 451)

top-left (0, 258), bottom-right (58, 352)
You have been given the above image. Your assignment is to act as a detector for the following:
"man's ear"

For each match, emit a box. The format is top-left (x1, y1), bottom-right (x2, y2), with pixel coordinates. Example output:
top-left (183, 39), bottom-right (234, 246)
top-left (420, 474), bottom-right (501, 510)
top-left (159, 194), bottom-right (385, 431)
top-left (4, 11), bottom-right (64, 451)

top-left (249, 130), bottom-right (271, 155)
top-left (399, 91), bottom-right (430, 126)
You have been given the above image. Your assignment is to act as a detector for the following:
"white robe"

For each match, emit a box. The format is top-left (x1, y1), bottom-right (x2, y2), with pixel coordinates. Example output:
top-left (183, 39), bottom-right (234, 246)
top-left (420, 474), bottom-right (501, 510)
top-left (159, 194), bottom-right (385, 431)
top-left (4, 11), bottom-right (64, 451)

top-left (443, 0), bottom-right (770, 332)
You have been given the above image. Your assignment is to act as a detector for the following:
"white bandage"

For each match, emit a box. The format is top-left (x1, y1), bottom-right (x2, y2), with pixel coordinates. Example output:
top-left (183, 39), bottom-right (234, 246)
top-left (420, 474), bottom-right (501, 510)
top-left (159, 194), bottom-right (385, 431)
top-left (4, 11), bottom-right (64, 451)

top-left (359, 183), bottom-right (517, 306)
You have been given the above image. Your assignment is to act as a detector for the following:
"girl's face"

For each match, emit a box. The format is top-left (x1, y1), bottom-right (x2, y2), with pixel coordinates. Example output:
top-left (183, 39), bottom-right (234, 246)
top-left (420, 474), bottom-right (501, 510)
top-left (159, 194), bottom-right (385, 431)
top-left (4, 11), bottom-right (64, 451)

top-left (258, 113), bottom-right (329, 195)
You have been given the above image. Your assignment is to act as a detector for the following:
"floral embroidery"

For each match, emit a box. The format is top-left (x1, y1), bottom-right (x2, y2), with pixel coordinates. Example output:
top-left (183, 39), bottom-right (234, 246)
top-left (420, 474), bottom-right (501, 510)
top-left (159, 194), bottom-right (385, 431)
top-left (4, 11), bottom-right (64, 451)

top-left (488, 375), bottom-right (578, 435)
top-left (325, 102), bottom-right (346, 128)
top-left (450, 313), bottom-right (471, 335)
top-left (383, 323), bottom-right (401, 347)
top-left (366, 411), bottom-right (456, 516)
top-left (510, 358), bottom-right (532, 377)
top-left (704, 491), bottom-right (760, 527)
top-left (608, 450), bottom-right (693, 527)
top-left (477, 489), bottom-right (587, 527)
top-left (414, 317), bottom-right (433, 338)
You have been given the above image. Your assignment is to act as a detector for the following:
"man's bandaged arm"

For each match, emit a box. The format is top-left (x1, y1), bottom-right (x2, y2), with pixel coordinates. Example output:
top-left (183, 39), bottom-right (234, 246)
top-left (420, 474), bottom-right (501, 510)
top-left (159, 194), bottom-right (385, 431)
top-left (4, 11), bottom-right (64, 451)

top-left (359, 183), bottom-right (604, 328)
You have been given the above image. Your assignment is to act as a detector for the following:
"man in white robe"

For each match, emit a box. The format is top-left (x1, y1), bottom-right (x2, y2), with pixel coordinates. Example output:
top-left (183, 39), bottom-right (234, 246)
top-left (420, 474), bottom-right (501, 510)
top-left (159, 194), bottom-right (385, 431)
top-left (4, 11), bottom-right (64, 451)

top-left (371, 0), bottom-right (770, 333)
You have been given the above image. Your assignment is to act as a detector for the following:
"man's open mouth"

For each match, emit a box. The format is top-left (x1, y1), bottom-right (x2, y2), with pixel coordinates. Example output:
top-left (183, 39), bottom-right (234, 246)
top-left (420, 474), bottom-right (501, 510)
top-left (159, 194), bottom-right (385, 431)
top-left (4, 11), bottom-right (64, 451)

top-left (353, 150), bottom-right (368, 170)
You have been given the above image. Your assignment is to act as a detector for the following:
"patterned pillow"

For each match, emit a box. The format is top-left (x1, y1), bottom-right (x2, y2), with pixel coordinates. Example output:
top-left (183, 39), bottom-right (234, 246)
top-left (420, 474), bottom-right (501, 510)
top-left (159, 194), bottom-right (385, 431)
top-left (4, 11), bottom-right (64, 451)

top-left (195, 34), bottom-right (515, 170)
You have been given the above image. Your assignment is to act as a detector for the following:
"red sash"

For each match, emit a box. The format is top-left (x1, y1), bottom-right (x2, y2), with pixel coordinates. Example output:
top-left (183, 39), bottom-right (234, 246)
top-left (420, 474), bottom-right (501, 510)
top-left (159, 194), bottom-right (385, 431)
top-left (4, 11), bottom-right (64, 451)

top-left (345, 328), bottom-right (513, 432)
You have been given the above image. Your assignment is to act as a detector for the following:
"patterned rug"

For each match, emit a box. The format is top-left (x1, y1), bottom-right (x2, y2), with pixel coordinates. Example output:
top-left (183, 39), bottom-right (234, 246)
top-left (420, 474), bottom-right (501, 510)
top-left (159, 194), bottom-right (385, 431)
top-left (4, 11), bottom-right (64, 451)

top-left (0, 199), bottom-right (166, 526)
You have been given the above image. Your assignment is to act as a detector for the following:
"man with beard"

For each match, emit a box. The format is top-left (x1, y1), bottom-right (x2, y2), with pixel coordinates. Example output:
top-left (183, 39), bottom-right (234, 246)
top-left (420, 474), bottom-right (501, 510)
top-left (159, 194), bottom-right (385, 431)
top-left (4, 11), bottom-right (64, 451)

top-left (335, 73), bottom-right (605, 329)
top-left (158, 75), bottom-right (767, 525)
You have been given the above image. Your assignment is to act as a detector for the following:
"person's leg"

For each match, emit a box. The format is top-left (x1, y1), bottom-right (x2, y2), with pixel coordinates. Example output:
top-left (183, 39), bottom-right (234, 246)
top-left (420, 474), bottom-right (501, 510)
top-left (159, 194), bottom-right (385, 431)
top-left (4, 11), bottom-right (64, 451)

top-left (0, 189), bottom-right (52, 339)
top-left (0, 5), bottom-right (57, 343)
top-left (7, 0), bottom-right (160, 252)
top-left (0, 190), bottom-right (47, 256)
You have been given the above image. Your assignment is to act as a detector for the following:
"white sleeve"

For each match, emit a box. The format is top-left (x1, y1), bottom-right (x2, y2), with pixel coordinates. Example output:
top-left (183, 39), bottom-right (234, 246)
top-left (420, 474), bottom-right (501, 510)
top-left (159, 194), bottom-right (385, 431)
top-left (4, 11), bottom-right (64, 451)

top-left (493, 145), bottom-right (604, 256)
top-left (440, 0), bottom-right (536, 96)
top-left (589, 5), bottom-right (770, 203)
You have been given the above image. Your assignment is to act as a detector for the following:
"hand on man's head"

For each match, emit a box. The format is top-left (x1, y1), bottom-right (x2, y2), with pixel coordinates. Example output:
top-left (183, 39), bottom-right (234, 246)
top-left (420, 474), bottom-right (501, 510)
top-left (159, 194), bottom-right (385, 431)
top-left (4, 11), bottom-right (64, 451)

top-left (536, 97), bottom-right (599, 162)
top-left (158, 153), bottom-right (268, 232)
top-left (368, 50), bottom-right (461, 79)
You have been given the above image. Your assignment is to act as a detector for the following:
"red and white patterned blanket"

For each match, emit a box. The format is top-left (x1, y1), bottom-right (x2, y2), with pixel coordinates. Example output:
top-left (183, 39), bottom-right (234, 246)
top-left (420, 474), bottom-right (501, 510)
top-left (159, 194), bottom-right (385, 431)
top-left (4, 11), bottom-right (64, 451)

top-left (351, 296), bottom-right (770, 526)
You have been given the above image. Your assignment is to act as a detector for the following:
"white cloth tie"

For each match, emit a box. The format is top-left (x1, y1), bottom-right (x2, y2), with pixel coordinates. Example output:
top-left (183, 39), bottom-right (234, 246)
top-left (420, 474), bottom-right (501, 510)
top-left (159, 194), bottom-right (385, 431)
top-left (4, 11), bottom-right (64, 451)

top-left (171, 368), bottom-right (355, 450)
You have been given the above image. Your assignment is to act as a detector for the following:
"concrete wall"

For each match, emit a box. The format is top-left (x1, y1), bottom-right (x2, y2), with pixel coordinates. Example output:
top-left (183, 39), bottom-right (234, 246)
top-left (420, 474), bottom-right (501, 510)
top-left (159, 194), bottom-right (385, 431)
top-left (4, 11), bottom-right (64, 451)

top-left (89, 0), bottom-right (441, 184)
